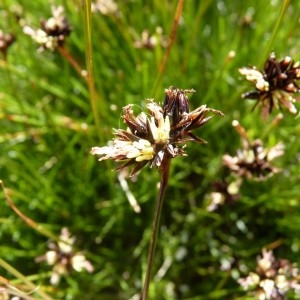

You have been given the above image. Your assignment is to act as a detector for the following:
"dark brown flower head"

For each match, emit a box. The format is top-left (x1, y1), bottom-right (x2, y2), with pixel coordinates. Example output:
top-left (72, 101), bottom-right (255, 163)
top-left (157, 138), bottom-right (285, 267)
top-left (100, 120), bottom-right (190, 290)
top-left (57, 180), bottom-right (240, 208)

top-left (35, 228), bottom-right (94, 285)
top-left (238, 249), bottom-right (300, 300)
top-left (239, 52), bottom-right (300, 119)
top-left (0, 30), bottom-right (15, 59)
top-left (91, 87), bottom-right (224, 176)
top-left (40, 6), bottom-right (71, 41)
top-left (23, 6), bottom-right (71, 51)
top-left (223, 120), bottom-right (284, 180)
top-left (163, 86), bottom-right (191, 126)
top-left (163, 87), bottom-right (224, 143)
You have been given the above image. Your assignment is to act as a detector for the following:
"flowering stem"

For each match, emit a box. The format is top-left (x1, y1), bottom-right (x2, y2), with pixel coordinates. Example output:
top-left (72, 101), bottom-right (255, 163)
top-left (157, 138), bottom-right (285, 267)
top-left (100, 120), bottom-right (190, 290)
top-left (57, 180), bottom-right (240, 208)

top-left (260, 0), bottom-right (289, 66)
top-left (83, 0), bottom-right (103, 140)
top-left (152, 0), bottom-right (185, 97)
top-left (1, 180), bottom-right (58, 241)
top-left (58, 46), bottom-right (85, 80)
top-left (0, 257), bottom-right (53, 300)
top-left (142, 157), bottom-right (171, 300)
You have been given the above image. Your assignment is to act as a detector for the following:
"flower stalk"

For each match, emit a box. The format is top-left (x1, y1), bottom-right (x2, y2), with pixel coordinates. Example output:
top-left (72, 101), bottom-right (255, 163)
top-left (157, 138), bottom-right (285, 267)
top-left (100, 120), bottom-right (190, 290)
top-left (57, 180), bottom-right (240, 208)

top-left (142, 157), bottom-right (171, 300)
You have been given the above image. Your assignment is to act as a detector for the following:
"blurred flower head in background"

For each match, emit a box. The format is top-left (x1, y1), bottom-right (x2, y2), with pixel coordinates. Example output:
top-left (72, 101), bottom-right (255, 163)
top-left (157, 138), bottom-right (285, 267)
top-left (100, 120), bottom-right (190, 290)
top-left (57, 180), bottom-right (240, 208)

top-left (134, 27), bottom-right (167, 50)
top-left (36, 228), bottom-right (94, 285)
top-left (206, 179), bottom-right (241, 211)
top-left (239, 52), bottom-right (300, 119)
top-left (238, 249), bottom-right (300, 299)
top-left (223, 120), bottom-right (284, 180)
top-left (23, 6), bottom-right (71, 52)
top-left (91, 0), bottom-right (119, 15)
top-left (0, 30), bottom-right (15, 60)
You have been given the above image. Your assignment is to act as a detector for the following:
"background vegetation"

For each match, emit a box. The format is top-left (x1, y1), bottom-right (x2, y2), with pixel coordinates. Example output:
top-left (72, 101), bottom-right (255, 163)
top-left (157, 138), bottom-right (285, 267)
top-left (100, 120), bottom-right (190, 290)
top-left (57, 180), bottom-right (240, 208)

top-left (1, 0), bottom-right (300, 299)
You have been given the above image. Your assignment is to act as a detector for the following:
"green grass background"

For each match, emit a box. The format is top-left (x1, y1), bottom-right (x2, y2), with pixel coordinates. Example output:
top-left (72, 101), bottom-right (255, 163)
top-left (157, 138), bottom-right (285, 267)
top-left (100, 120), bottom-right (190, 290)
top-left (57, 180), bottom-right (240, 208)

top-left (1, 0), bottom-right (300, 299)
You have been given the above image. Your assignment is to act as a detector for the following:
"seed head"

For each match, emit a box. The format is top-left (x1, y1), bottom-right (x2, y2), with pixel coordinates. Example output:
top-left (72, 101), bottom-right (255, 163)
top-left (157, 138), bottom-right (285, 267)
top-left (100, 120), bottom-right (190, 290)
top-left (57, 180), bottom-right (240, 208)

top-left (91, 0), bottom-right (119, 15)
top-left (134, 27), bottom-right (167, 50)
top-left (238, 249), bottom-right (300, 299)
top-left (223, 121), bottom-right (284, 180)
top-left (35, 228), bottom-right (94, 285)
top-left (207, 179), bottom-right (241, 211)
top-left (23, 6), bottom-right (71, 52)
top-left (239, 53), bottom-right (300, 119)
top-left (91, 87), bottom-right (224, 176)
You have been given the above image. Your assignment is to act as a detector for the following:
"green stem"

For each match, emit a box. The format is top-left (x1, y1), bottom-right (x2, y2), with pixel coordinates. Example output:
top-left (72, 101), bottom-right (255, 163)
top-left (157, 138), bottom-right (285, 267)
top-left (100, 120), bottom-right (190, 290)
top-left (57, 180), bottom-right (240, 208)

top-left (152, 0), bottom-right (185, 98)
top-left (260, 0), bottom-right (290, 66)
top-left (83, 0), bottom-right (102, 139)
top-left (0, 180), bottom-right (57, 241)
top-left (58, 46), bottom-right (85, 81)
top-left (142, 158), bottom-right (171, 300)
